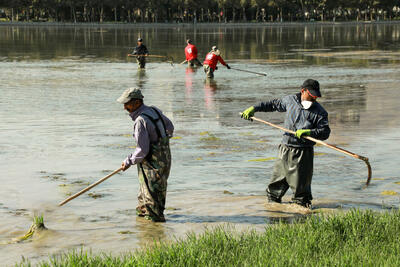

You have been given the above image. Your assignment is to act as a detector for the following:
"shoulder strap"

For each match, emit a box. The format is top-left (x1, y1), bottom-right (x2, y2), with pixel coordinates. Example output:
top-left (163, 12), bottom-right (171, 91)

top-left (139, 107), bottom-right (167, 139)
top-left (151, 107), bottom-right (167, 135)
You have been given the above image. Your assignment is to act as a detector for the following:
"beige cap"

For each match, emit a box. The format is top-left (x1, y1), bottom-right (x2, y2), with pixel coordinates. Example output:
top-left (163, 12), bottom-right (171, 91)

top-left (117, 87), bottom-right (144, 104)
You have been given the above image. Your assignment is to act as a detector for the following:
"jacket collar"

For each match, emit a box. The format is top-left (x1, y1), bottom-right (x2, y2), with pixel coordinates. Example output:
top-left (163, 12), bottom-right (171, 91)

top-left (129, 104), bottom-right (147, 121)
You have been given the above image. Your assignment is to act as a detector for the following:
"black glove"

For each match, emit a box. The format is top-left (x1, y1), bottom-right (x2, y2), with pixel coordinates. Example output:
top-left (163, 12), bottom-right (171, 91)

top-left (226, 64), bottom-right (231, 69)
top-left (215, 66), bottom-right (218, 70)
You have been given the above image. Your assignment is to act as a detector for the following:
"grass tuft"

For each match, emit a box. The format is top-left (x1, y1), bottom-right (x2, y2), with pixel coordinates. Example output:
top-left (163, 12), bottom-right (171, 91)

top-left (18, 209), bottom-right (400, 266)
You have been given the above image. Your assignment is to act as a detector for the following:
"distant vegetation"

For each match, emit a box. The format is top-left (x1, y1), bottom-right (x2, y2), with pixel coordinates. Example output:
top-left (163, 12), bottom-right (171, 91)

top-left (0, 0), bottom-right (399, 23)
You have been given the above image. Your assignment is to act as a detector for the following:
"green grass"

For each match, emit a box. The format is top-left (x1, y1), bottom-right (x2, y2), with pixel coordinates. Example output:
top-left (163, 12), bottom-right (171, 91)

top-left (19, 209), bottom-right (400, 266)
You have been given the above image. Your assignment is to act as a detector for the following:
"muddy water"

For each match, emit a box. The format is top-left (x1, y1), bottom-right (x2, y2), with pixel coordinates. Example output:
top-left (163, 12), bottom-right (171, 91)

top-left (1, 23), bottom-right (400, 265)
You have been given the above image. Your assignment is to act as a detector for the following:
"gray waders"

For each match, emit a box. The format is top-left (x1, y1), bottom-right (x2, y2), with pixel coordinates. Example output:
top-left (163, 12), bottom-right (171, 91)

top-left (266, 144), bottom-right (313, 206)
top-left (137, 108), bottom-right (171, 222)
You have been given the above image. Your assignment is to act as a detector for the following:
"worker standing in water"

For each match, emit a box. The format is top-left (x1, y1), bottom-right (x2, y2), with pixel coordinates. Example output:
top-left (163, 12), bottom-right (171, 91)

top-left (117, 88), bottom-right (174, 222)
top-left (241, 79), bottom-right (330, 208)
top-left (128, 38), bottom-right (149, 69)
top-left (183, 39), bottom-right (202, 67)
top-left (203, 46), bottom-right (230, 78)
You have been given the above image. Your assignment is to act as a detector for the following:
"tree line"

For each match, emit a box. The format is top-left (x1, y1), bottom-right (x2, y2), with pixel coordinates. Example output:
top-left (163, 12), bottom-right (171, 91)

top-left (0, 0), bottom-right (399, 23)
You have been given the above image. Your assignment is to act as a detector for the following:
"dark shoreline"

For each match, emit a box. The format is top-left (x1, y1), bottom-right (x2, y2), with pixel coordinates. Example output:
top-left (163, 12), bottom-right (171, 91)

top-left (1, 20), bottom-right (400, 28)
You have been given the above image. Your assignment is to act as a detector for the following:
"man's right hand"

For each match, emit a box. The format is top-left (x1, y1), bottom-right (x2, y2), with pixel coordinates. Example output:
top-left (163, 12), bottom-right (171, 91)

top-left (121, 162), bottom-right (130, 171)
top-left (241, 106), bottom-right (255, 120)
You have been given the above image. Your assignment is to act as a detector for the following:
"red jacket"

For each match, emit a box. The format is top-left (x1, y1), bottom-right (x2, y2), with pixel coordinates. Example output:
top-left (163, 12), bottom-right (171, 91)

top-left (203, 52), bottom-right (227, 70)
top-left (185, 44), bottom-right (198, 61)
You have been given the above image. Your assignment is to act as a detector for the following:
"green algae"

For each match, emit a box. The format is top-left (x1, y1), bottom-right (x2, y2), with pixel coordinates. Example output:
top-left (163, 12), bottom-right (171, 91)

top-left (88, 193), bottom-right (104, 199)
top-left (118, 230), bottom-right (134, 235)
top-left (381, 191), bottom-right (398, 196)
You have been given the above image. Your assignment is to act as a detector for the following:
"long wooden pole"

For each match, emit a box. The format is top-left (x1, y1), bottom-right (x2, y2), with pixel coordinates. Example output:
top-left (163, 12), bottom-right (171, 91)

top-left (127, 54), bottom-right (174, 66)
top-left (127, 54), bottom-right (167, 58)
top-left (230, 67), bottom-right (267, 76)
top-left (247, 115), bottom-right (372, 187)
top-left (58, 167), bottom-right (123, 207)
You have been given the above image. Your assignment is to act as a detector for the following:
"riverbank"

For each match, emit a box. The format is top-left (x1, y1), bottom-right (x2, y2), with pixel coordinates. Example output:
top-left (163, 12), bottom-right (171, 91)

top-left (18, 209), bottom-right (400, 266)
top-left (2, 20), bottom-right (400, 28)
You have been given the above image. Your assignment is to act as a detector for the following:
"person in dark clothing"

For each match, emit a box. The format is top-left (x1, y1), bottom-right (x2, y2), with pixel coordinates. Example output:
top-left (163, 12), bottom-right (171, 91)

top-left (128, 38), bottom-right (149, 69)
top-left (241, 79), bottom-right (330, 208)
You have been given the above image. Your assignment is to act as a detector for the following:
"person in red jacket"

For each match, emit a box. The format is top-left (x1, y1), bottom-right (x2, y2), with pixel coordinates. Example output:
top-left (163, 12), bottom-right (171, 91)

top-left (183, 39), bottom-right (202, 67)
top-left (203, 46), bottom-right (230, 78)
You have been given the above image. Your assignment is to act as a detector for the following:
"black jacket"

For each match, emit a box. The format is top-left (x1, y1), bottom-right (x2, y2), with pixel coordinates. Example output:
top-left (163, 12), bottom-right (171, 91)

top-left (133, 44), bottom-right (149, 57)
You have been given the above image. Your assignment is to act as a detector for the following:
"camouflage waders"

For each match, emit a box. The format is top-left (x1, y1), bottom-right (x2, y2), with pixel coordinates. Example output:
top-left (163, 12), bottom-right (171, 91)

top-left (203, 64), bottom-right (214, 78)
top-left (137, 56), bottom-right (146, 69)
top-left (137, 109), bottom-right (171, 222)
top-left (266, 144), bottom-right (313, 206)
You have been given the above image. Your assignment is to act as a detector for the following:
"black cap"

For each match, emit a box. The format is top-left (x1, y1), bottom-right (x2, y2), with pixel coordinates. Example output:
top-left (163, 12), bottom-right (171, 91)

top-left (137, 38), bottom-right (143, 42)
top-left (302, 79), bottom-right (321, 97)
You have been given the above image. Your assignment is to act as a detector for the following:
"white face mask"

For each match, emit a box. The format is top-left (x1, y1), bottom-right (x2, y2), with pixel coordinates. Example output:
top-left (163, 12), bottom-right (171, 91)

top-left (301, 100), bottom-right (313, 109)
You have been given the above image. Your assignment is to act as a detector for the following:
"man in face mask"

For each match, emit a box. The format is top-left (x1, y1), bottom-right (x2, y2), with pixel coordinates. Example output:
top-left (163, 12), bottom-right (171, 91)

top-left (241, 79), bottom-right (330, 208)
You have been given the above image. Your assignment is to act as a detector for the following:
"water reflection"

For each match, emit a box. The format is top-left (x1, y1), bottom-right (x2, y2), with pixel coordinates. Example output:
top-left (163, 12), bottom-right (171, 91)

top-left (184, 67), bottom-right (197, 105)
top-left (204, 78), bottom-right (218, 111)
top-left (135, 69), bottom-right (148, 88)
top-left (322, 84), bottom-right (367, 126)
top-left (2, 24), bottom-right (400, 64)
top-left (135, 217), bottom-right (167, 248)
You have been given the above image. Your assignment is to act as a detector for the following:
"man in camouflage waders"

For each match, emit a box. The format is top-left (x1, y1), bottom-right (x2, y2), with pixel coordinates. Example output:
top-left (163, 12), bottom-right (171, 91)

top-left (118, 88), bottom-right (174, 222)
top-left (241, 79), bottom-right (330, 208)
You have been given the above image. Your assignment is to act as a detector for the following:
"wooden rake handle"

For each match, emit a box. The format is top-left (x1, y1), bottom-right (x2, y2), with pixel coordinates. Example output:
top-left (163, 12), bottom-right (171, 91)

top-left (58, 167), bottom-right (123, 207)
top-left (247, 115), bottom-right (372, 187)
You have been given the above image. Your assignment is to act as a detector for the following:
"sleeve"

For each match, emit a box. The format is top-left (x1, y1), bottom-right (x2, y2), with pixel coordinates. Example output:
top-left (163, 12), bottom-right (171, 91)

top-left (144, 46), bottom-right (149, 55)
top-left (132, 47), bottom-right (138, 55)
top-left (310, 113), bottom-right (330, 141)
top-left (123, 120), bottom-right (150, 166)
top-left (254, 97), bottom-right (287, 113)
top-left (218, 56), bottom-right (227, 66)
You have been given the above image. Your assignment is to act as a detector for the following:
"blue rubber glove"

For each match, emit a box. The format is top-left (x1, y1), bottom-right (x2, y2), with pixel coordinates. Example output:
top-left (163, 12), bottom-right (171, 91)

top-left (241, 106), bottom-right (255, 120)
top-left (295, 129), bottom-right (311, 139)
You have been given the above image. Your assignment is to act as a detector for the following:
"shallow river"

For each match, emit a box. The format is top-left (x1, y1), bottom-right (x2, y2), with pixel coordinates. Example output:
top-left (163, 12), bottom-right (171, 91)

top-left (1, 23), bottom-right (400, 265)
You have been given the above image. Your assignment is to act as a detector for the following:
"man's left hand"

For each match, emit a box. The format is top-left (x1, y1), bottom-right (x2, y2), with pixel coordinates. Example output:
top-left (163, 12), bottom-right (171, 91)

top-left (295, 129), bottom-right (311, 139)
